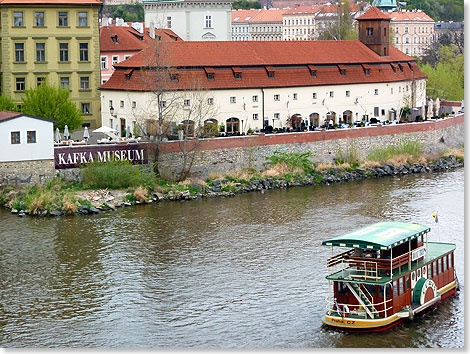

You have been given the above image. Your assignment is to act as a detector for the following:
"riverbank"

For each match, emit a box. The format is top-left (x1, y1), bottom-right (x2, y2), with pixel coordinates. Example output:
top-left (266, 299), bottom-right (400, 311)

top-left (0, 148), bottom-right (463, 217)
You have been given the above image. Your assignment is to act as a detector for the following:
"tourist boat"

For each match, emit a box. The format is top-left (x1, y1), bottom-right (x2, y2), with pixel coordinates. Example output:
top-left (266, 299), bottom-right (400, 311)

top-left (321, 221), bottom-right (458, 332)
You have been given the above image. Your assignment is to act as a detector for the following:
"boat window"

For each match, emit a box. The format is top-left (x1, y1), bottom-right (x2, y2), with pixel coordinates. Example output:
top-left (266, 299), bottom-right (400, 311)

top-left (337, 281), bottom-right (347, 294)
top-left (443, 255), bottom-right (448, 271)
top-left (393, 280), bottom-right (398, 296)
top-left (438, 258), bottom-right (443, 274)
top-left (399, 277), bottom-right (404, 294)
top-left (418, 235), bottom-right (423, 244)
top-left (406, 276), bottom-right (410, 290)
top-left (450, 253), bottom-right (453, 269)
top-left (378, 284), bottom-right (384, 297)
top-left (386, 284), bottom-right (392, 298)
top-left (433, 261), bottom-right (437, 277)
top-left (366, 284), bottom-right (375, 296)
top-left (417, 268), bottom-right (421, 278)
top-left (427, 264), bottom-right (431, 279)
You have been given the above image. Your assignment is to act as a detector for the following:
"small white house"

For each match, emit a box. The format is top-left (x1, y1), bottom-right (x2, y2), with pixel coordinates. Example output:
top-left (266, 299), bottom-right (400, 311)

top-left (0, 111), bottom-right (55, 162)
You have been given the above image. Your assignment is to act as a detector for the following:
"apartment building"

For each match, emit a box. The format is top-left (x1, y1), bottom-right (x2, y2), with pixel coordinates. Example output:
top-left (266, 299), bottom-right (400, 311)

top-left (0, 0), bottom-right (103, 128)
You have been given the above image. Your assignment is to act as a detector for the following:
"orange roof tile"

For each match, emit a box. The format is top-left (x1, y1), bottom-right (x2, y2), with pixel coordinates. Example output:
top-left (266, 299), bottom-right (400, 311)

top-left (357, 6), bottom-right (390, 20)
top-left (283, 5), bottom-right (324, 15)
top-left (389, 11), bottom-right (434, 22)
top-left (0, 0), bottom-right (101, 4)
top-left (115, 40), bottom-right (414, 69)
top-left (232, 9), bottom-right (261, 22)
top-left (249, 8), bottom-right (289, 22)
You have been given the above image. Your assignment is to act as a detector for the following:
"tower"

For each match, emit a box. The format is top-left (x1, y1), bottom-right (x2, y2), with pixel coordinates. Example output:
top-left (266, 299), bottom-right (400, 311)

top-left (356, 7), bottom-right (391, 57)
top-left (371, 0), bottom-right (398, 12)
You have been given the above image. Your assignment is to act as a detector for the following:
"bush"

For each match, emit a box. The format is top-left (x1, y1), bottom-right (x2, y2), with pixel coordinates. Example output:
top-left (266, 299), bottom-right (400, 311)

top-left (81, 160), bottom-right (155, 189)
top-left (367, 139), bottom-right (424, 164)
top-left (335, 143), bottom-right (360, 167)
top-left (265, 150), bottom-right (314, 173)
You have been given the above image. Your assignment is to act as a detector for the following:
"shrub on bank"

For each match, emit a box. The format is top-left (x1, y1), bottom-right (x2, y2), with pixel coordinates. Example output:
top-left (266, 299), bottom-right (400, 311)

top-left (81, 160), bottom-right (155, 190)
top-left (367, 139), bottom-right (424, 165)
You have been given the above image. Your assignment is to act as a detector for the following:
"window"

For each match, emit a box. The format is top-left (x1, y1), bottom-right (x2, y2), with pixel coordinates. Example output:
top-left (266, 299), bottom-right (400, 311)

top-left (37, 77), bottom-right (45, 86)
top-left (78, 12), bottom-right (88, 27)
top-left (396, 37), bottom-right (399, 44)
top-left (274, 94), bottom-right (280, 101)
top-left (79, 43), bottom-right (89, 61)
top-left (253, 113), bottom-right (258, 120)
top-left (205, 15), bottom-right (212, 28)
top-left (381, 109), bottom-right (385, 116)
top-left (230, 96), bottom-right (236, 103)
top-left (312, 93), bottom-right (317, 99)
top-left (252, 95), bottom-right (258, 103)
top-left (374, 89), bottom-right (379, 95)
top-left (109, 118), bottom-right (114, 129)
top-left (112, 55), bottom-right (119, 65)
top-left (399, 277), bottom-right (404, 294)
top-left (80, 76), bottom-right (89, 90)
top-left (34, 12), bottom-right (45, 27)
top-left (81, 103), bottom-right (90, 114)
top-left (374, 107), bottom-right (379, 116)
top-left (132, 101), bottom-right (136, 108)
top-left (124, 55), bottom-right (131, 60)
top-left (274, 113), bottom-right (280, 119)
top-left (59, 43), bottom-right (69, 62)
top-left (167, 16), bottom-right (172, 28)
top-left (393, 280), bottom-right (398, 296)
top-left (443, 255), bottom-right (448, 271)
top-left (159, 100), bottom-right (166, 108)
top-left (15, 43), bottom-right (25, 62)
top-left (11, 132), bottom-right (20, 144)
top-left (293, 93), bottom-right (298, 100)
top-left (207, 97), bottom-right (214, 105)
top-left (15, 77), bottom-right (25, 91)
top-left (27, 131), bottom-right (36, 143)
top-left (405, 27), bottom-right (408, 33)
top-left (391, 87), bottom-right (393, 94)
top-left (366, 27), bottom-right (373, 36)
top-left (58, 12), bottom-right (68, 27)
top-left (184, 99), bottom-right (190, 107)
top-left (109, 100), bottom-right (113, 108)
top-left (101, 56), bottom-right (108, 70)
top-left (36, 43), bottom-right (46, 62)
top-left (438, 258), bottom-right (442, 274)
top-left (14, 12), bottom-right (23, 27)
top-left (120, 100), bottom-right (124, 108)
top-left (405, 38), bottom-right (409, 44)
top-left (428, 263), bottom-right (432, 278)
top-left (346, 90), bottom-right (350, 97)
top-left (60, 77), bottom-right (69, 89)
top-left (329, 91), bottom-right (334, 98)
top-left (207, 73), bottom-right (215, 80)
top-left (433, 261), bottom-right (437, 277)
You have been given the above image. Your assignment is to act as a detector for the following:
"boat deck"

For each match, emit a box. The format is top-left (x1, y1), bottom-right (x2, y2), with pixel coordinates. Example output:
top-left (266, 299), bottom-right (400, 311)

top-left (326, 242), bottom-right (455, 284)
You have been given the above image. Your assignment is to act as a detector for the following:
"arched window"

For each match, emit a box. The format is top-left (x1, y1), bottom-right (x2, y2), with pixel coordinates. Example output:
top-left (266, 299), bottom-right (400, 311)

top-left (203, 118), bottom-right (218, 136)
top-left (180, 120), bottom-right (194, 136)
top-left (288, 114), bottom-right (302, 129)
top-left (343, 110), bottom-right (352, 124)
top-left (309, 112), bottom-right (319, 127)
top-left (226, 117), bottom-right (240, 134)
top-left (326, 111), bottom-right (336, 124)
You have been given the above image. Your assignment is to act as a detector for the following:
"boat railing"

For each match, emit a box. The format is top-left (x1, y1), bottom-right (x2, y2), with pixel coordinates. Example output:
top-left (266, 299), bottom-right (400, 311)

top-left (325, 296), bottom-right (393, 319)
top-left (330, 258), bottom-right (380, 280)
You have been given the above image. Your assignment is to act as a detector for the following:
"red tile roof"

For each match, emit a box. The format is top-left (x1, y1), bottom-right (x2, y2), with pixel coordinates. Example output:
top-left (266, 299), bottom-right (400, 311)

top-left (114, 40), bottom-right (414, 69)
top-left (100, 26), bottom-right (180, 52)
top-left (0, 0), bottom-right (101, 4)
top-left (283, 5), bottom-right (324, 15)
top-left (0, 111), bottom-right (22, 122)
top-left (101, 59), bottom-right (426, 92)
top-left (250, 8), bottom-right (288, 22)
top-left (389, 11), bottom-right (434, 22)
top-left (357, 6), bottom-right (390, 20)
top-left (232, 9), bottom-right (262, 22)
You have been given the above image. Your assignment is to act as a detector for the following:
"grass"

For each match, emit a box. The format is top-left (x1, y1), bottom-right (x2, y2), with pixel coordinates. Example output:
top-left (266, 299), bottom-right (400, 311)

top-left (367, 139), bottom-right (424, 165)
top-left (81, 160), bottom-right (156, 190)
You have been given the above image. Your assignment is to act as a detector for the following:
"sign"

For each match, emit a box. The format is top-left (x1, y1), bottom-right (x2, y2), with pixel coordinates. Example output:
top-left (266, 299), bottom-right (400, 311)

top-left (54, 144), bottom-right (148, 169)
top-left (412, 246), bottom-right (427, 262)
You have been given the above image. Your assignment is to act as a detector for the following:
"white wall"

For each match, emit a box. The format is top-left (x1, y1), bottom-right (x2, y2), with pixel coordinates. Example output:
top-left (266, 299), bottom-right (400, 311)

top-left (0, 116), bottom-right (54, 162)
top-left (101, 78), bottom-right (427, 134)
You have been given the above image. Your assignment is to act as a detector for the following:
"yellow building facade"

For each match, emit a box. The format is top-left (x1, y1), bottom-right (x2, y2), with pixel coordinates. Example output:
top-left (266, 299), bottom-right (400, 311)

top-left (0, 0), bottom-right (102, 128)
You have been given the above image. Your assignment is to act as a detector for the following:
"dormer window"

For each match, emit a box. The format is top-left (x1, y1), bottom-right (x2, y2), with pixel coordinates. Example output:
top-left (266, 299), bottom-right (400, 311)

top-left (362, 64), bottom-right (370, 76)
top-left (111, 34), bottom-right (119, 44)
top-left (307, 64), bottom-right (317, 78)
top-left (204, 67), bottom-right (215, 81)
top-left (266, 66), bottom-right (275, 79)
top-left (398, 63), bottom-right (404, 72)
top-left (390, 63), bottom-right (397, 73)
top-left (124, 68), bottom-right (133, 82)
top-left (338, 65), bottom-right (347, 77)
top-left (169, 71), bottom-right (179, 82)
top-left (232, 67), bottom-right (242, 80)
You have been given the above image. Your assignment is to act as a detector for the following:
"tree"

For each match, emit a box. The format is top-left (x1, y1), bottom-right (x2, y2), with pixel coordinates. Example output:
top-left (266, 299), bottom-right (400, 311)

top-left (317, 0), bottom-right (357, 40)
top-left (402, 0), bottom-right (463, 22)
top-left (0, 95), bottom-right (19, 112)
top-left (21, 84), bottom-right (83, 131)
top-left (232, 0), bottom-right (261, 9)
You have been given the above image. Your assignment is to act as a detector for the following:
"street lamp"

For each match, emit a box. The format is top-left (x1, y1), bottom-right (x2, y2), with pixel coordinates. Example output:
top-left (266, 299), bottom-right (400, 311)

top-left (110, 106), bottom-right (116, 118)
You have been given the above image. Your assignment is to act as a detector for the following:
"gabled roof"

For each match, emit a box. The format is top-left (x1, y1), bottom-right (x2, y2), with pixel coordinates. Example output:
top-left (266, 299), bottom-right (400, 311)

top-left (356, 6), bottom-right (391, 20)
top-left (0, 111), bottom-right (57, 124)
top-left (322, 222), bottom-right (430, 250)
top-left (249, 8), bottom-right (288, 22)
top-left (389, 11), bottom-right (434, 22)
top-left (232, 9), bottom-right (262, 23)
top-left (0, 0), bottom-right (101, 4)
top-left (283, 5), bottom-right (324, 16)
top-left (115, 40), bottom-right (414, 69)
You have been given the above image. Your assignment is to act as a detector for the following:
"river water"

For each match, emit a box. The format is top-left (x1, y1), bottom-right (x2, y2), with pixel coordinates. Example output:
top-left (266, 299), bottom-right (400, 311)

top-left (0, 169), bottom-right (464, 348)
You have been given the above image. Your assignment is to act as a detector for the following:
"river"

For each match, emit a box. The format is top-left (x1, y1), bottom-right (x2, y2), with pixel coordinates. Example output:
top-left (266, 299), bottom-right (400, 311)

top-left (0, 169), bottom-right (464, 348)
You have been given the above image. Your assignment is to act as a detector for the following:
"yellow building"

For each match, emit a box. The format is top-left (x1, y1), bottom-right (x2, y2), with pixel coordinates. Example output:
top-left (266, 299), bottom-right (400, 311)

top-left (0, 0), bottom-right (102, 128)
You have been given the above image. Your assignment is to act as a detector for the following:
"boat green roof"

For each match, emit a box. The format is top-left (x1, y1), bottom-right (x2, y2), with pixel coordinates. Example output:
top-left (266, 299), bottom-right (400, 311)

top-left (322, 222), bottom-right (430, 250)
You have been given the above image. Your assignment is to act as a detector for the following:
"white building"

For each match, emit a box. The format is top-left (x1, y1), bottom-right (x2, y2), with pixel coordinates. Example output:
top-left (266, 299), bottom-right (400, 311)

top-left (232, 9), bottom-right (261, 41)
top-left (0, 111), bottom-right (54, 162)
top-left (143, 0), bottom-right (232, 41)
top-left (100, 7), bottom-right (427, 136)
top-left (282, 5), bottom-right (323, 40)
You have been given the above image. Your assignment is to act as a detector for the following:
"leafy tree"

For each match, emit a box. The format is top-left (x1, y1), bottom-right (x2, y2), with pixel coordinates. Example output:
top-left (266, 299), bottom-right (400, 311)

top-left (21, 84), bottom-right (83, 131)
top-left (400, 0), bottom-right (463, 21)
top-left (317, 0), bottom-right (357, 40)
top-left (232, 0), bottom-right (261, 9)
top-left (103, 4), bottom-right (144, 22)
top-left (0, 95), bottom-right (19, 112)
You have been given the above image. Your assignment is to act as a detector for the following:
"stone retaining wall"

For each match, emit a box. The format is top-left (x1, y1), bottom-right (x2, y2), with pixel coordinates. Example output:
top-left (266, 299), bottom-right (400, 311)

top-left (158, 115), bottom-right (464, 179)
top-left (0, 159), bottom-right (55, 186)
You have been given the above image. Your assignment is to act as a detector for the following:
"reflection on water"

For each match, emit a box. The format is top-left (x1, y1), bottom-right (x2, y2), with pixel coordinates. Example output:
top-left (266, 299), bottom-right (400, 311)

top-left (0, 170), bottom-right (464, 348)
